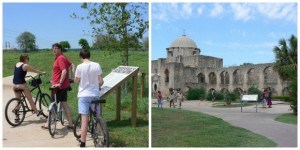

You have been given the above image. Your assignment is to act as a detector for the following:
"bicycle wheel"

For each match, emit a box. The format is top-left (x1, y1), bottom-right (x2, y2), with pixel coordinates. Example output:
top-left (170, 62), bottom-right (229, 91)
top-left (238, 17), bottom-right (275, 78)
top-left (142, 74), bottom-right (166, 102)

top-left (48, 104), bottom-right (57, 137)
top-left (93, 118), bottom-right (109, 147)
top-left (5, 98), bottom-right (26, 127)
top-left (73, 114), bottom-right (82, 139)
top-left (39, 93), bottom-right (51, 118)
top-left (60, 110), bottom-right (65, 126)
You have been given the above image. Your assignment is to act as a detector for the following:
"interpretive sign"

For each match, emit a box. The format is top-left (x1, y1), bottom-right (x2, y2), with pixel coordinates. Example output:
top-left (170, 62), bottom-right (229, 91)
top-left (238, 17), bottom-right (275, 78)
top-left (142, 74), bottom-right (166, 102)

top-left (241, 94), bottom-right (258, 112)
top-left (99, 66), bottom-right (139, 98)
top-left (98, 66), bottom-right (139, 127)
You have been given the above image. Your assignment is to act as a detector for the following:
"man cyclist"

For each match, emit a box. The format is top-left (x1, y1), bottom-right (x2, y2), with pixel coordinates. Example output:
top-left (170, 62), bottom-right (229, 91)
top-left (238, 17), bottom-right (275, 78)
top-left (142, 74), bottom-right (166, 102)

top-left (42, 43), bottom-right (75, 129)
top-left (74, 49), bottom-right (104, 147)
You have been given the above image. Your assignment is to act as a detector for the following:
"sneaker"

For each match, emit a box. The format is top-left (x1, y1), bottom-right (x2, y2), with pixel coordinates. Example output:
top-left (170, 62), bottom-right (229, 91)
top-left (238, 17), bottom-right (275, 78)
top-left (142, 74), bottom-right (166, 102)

top-left (36, 110), bottom-right (43, 117)
top-left (80, 141), bottom-right (86, 147)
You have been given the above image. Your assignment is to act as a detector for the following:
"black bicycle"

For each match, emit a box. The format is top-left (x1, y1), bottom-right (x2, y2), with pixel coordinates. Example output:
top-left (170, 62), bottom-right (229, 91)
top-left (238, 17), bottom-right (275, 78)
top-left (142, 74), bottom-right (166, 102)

top-left (73, 99), bottom-right (109, 147)
top-left (5, 74), bottom-right (51, 127)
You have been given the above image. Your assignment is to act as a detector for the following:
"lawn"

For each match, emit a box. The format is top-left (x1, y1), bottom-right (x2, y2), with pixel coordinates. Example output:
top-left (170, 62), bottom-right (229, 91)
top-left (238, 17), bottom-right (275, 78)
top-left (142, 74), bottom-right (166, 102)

top-left (3, 50), bottom-right (149, 147)
top-left (152, 107), bottom-right (277, 147)
top-left (275, 113), bottom-right (297, 125)
top-left (212, 101), bottom-right (256, 108)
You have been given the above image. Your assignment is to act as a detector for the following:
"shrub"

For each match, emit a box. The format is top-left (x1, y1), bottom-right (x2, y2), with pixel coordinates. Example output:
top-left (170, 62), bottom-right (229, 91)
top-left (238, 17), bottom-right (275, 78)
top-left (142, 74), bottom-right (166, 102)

top-left (225, 92), bottom-right (236, 105)
top-left (247, 87), bottom-right (262, 101)
top-left (272, 96), bottom-right (291, 102)
top-left (206, 92), bottom-right (224, 101)
top-left (187, 88), bottom-right (206, 100)
top-left (289, 79), bottom-right (297, 115)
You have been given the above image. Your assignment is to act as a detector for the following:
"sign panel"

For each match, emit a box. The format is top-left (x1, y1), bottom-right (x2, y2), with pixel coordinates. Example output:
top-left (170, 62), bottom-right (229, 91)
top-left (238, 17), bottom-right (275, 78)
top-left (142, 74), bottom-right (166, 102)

top-left (99, 66), bottom-right (139, 98)
top-left (241, 95), bottom-right (258, 101)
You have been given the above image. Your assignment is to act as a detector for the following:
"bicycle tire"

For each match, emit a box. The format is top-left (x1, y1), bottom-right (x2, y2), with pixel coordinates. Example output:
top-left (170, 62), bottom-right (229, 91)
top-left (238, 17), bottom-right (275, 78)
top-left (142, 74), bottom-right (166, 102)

top-left (5, 98), bottom-right (26, 127)
top-left (48, 104), bottom-right (57, 137)
top-left (39, 93), bottom-right (51, 118)
top-left (60, 110), bottom-right (65, 126)
top-left (73, 114), bottom-right (82, 139)
top-left (93, 118), bottom-right (109, 147)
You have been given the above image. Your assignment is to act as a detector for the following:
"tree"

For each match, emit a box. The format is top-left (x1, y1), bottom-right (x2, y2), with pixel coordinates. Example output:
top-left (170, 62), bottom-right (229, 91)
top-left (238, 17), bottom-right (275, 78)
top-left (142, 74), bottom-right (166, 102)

top-left (16, 31), bottom-right (37, 52)
top-left (273, 35), bottom-right (297, 114)
top-left (71, 2), bottom-right (149, 65)
top-left (79, 38), bottom-right (90, 50)
top-left (59, 41), bottom-right (71, 52)
top-left (92, 34), bottom-right (119, 51)
top-left (142, 37), bottom-right (149, 51)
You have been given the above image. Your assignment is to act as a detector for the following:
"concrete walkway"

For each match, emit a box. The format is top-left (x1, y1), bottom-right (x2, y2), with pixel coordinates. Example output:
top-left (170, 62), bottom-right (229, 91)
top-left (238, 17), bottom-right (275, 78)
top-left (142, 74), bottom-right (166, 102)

top-left (152, 99), bottom-right (297, 147)
top-left (2, 73), bottom-right (95, 147)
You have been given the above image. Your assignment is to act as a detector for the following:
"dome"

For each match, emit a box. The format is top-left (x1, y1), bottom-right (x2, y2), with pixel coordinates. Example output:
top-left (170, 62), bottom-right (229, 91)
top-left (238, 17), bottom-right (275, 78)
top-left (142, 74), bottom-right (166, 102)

top-left (169, 35), bottom-right (197, 48)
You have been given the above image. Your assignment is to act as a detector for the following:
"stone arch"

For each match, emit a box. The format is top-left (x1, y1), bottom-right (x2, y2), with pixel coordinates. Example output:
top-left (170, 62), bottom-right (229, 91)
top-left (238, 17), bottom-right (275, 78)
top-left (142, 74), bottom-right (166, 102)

top-left (247, 68), bottom-right (256, 86)
top-left (233, 69), bottom-right (243, 85)
top-left (282, 87), bottom-right (289, 96)
top-left (233, 87), bottom-right (243, 95)
top-left (220, 88), bottom-right (229, 94)
top-left (220, 71), bottom-right (229, 84)
top-left (266, 86), bottom-right (278, 96)
top-left (263, 66), bottom-right (277, 84)
top-left (197, 73), bottom-right (205, 84)
top-left (164, 68), bottom-right (169, 82)
top-left (209, 72), bottom-right (217, 84)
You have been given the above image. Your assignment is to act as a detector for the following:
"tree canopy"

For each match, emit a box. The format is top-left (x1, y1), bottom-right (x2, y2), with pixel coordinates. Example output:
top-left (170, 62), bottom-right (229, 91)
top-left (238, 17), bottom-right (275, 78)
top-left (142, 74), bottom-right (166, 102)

top-left (16, 31), bottom-right (37, 52)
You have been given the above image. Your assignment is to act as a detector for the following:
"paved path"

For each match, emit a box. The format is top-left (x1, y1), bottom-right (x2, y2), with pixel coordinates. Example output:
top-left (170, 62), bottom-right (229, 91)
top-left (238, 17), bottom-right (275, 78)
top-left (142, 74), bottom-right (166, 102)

top-left (152, 99), bottom-right (297, 147)
top-left (2, 73), bottom-right (94, 147)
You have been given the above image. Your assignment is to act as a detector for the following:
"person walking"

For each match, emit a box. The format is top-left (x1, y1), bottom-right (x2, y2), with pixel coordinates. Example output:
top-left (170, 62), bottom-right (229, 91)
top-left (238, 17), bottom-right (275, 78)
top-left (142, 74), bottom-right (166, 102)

top-left (42, 43), bottom-right (75, 129)
top-left (74, 49), bottom-right (104, 147)
top-left (176, 89), bottom-right (183, 109)
top-left (157, 91), bottom-right (163, 108)
top-left (168, 89), bottom-right (175, 108)
top-left (13, 53), bottom-right (45, 120)
top-left (262, 89), bottom-right (268, 108)
top-left (211, 89), bottom-right (215, 102)
top-left (267, 87), bottom-right (273, 108)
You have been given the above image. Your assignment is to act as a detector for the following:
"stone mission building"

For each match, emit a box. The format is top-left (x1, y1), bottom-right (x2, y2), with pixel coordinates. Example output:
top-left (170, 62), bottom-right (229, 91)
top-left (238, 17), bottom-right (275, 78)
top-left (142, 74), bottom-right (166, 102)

top-left (152, 35), bottom-right (289, 98)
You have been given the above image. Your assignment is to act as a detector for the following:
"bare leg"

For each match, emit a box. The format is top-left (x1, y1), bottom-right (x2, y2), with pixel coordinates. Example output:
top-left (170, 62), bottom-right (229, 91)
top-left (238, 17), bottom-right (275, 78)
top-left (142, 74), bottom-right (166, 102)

top-left (81, 114), bottom-right (88, 143)
top-left (61, 101), bottom-right (73, 127)
top-left (14, 84), bottom-right (38, 113)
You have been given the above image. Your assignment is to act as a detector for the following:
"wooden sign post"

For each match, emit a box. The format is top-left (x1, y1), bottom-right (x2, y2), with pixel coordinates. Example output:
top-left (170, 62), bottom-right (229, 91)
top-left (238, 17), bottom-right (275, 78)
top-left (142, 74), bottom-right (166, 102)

top-left (99, 66), bottom-right (139, 127)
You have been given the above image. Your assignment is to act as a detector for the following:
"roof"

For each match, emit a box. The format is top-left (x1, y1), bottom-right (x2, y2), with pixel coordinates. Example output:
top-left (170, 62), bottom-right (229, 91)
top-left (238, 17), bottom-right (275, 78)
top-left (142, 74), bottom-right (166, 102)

top-left (169, 35), bottom-right (198, 48)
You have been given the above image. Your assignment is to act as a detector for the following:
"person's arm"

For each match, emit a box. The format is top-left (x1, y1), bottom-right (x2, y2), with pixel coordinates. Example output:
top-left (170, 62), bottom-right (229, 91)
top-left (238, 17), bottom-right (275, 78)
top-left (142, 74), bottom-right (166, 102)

top-left (98, 74), bottom-right (104, 88)
top-left (53, 69), bottom-right (67, 87)
top-left (23, 64), bottom-right (45, 74)
top-left (74, 76), bottom-right (80, 83)
top-left (70, 63), bottom-right (75, 79)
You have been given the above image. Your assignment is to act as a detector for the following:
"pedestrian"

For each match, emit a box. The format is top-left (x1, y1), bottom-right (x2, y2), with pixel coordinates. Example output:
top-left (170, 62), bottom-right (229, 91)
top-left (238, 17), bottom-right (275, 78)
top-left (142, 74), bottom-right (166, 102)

top-left (157, 91), bottom-right (163, 108)
top-left (211, 89), bottom-right (215, 102)
top-left (168, 89), bottom-right (175, 108)
top-left (74, 49), bottom-right (104, 147)
top-left (42, 43), bottom-right (75, 129)
top-left (262, 89), bottom-right (267, 108)
top-left (13, 53), bottom-right (45, 121)
top-left (267, 87), bottom-right (272, 108)
top-left (176, 89), bottom-right (183, 109)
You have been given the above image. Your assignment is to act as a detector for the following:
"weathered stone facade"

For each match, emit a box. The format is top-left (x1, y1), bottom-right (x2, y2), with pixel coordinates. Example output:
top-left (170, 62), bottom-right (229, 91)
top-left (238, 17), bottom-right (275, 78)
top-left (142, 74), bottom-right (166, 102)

top-left (152, 35), bottom-right (288, 98)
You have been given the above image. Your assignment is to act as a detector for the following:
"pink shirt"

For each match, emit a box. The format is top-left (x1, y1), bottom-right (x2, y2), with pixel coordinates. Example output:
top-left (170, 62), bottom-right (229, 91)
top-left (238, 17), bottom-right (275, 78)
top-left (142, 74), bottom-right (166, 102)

top-left (52, 54), bottom-right (72, 89)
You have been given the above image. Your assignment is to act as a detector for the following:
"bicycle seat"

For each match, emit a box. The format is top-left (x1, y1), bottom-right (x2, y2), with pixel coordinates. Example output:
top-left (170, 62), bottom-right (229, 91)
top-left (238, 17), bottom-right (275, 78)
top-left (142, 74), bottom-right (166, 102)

top-left (13, 88), bottom-right (23, 92)
top-left (91, 99), bottom-right (106, 104)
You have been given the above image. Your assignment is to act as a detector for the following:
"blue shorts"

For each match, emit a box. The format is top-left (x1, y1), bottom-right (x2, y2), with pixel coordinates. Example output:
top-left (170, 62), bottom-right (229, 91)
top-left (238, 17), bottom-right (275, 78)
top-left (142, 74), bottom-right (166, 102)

top-left (78, 97), bottom-right (100, 115)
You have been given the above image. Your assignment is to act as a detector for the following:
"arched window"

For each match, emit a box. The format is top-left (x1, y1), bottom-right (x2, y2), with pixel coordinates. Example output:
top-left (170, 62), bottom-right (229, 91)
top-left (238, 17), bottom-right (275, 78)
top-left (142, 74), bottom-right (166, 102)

top-left (164, 69), bottom-right (169, 82)
top-left (247, 68), bottom-right (256, 85)
top-left (198, 73), bottom-right (205, 83)
top-left (233, 69), bottom-right (242, 85)
top-left (220, 71), bottom-right (229, 85)
top-left (209, 72), bottom-right (217, 84)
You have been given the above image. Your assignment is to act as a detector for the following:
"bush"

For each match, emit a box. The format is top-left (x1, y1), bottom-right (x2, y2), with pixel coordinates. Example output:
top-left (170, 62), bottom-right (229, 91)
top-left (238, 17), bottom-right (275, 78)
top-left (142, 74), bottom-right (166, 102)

top-left (206, 92), bottom-right (224, 101)
top-left (289, 79), bottom-right (297, 115)
top-left (187, 88), bottom-right (206, 100)
top-left (225, 92), bottom-right (236, 102)
top-left (247, 87), bottom-right (262, 101)
top-left (272, 96), bottom-right (291, 102)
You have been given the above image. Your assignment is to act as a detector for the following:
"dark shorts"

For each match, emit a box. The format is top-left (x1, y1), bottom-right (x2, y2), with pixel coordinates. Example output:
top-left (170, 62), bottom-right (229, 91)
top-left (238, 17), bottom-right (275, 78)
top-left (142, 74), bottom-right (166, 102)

top-left (51, 88), bottom-right (69, 102)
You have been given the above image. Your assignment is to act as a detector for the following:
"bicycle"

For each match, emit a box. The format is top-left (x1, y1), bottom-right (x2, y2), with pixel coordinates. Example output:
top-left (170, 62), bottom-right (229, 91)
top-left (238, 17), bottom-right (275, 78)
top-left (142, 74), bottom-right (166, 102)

top-left (48, 79), bottom-right (73, 137)
top-left (5, 74), bottom-right (51, 127)
top-left (73, 98), bottom-right (109, 147)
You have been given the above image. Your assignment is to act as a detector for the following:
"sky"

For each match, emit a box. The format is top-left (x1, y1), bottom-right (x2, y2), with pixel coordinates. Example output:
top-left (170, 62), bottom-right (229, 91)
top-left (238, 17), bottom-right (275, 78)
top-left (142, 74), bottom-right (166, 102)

top-left (152, 3), bottom-right (298, 67)
top-left (2, 2), bottom-right (149, 49)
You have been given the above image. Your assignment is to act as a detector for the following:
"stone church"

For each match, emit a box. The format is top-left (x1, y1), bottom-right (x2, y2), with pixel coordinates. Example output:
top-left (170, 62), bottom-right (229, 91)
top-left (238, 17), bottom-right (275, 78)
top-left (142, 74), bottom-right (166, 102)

top-left (152, 35), bottom-right (288, 98)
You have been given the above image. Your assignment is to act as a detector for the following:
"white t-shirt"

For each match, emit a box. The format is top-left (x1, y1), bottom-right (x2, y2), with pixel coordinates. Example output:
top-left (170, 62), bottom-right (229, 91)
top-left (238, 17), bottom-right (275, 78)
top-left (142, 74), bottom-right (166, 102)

top-left (75, 61), bottom-right (102, 97)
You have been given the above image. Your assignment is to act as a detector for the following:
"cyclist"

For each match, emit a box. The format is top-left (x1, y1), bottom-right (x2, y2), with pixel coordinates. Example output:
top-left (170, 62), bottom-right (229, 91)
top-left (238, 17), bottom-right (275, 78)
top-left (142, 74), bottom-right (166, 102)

top-left (13, 53), bottom-right (45, 119)
top-left (74, 49), bottom-right (104, 147)
top-left (42, 43), bottom-right (75, 129)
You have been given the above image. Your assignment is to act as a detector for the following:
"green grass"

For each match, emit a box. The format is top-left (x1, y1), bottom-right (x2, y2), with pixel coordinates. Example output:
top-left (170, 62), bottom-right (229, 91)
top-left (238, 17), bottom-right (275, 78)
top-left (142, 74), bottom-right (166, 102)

top-left (3, 50), bottom-right (148, 147)
top-left (212, 101), bottom-right (256, 108)
top-left (152, 108), bottom-right (277, 147)
top-left (275, 113), bottom-right (297, 125)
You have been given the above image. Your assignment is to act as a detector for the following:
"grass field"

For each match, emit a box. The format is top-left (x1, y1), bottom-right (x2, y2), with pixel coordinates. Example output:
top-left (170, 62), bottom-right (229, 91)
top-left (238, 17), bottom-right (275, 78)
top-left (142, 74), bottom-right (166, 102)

top-left (275, 113), bottom-right (297, 125)
top-left (3, 50), bottom-right (149, 147)
top-left (152, 107), bottom-right (277, 147)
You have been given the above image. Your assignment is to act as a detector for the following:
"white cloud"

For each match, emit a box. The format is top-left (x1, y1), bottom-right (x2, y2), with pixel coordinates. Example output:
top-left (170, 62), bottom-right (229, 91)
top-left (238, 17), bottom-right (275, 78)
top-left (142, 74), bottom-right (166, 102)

top-left (182, 3), bottom-right (193, 16)
top-left (257, 3), bottom-right (297, 23)
top-left (197, 5), bottom-right (205, 15)
top-left (210, 3), bottom-right (224, 17)
top-left (230, 3), bottom-right (255, 21)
